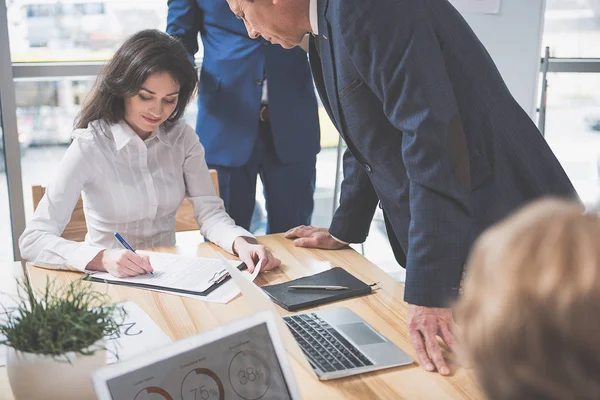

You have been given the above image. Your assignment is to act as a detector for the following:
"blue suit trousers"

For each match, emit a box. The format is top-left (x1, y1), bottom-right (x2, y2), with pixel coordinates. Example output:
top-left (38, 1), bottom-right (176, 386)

top-left (209, 120), bottom-right (316, 234)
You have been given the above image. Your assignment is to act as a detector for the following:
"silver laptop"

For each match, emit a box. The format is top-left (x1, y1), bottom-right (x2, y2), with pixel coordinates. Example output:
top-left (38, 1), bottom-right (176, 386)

top-left (92, 309), bottom-right (301, 399)
top-left (218, 254), bottom-right (413, 381)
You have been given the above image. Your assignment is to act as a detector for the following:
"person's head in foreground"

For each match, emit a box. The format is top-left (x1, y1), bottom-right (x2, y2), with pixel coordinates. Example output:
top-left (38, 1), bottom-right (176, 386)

top-left (455, 198), bottom-right (600, 400)
top-left (76, 29), bottom-right (198, 136)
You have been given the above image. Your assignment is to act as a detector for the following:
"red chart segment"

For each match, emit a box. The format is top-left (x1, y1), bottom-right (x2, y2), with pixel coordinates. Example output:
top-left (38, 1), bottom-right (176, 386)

top-left (133, 386), bottom-right (174, 400)
top-left (180, 368), bottom-right (225, 400)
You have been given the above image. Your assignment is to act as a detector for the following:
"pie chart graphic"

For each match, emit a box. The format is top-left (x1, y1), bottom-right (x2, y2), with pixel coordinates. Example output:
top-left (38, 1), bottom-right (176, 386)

top-left (180, 368), bottom-right (224, 400)
top-left (133, 386), bottom-right (173, 400)
top-left (228, 350), bottom-right (271, 400)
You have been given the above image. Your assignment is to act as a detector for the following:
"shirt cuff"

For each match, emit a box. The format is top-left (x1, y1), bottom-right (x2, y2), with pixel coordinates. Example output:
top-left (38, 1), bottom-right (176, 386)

top-left (66, 245), bottom-right (105, 272)
top-left (223, 227), bottom-right (255, 255)
top-left (330, 234), bottom-right (349, 246)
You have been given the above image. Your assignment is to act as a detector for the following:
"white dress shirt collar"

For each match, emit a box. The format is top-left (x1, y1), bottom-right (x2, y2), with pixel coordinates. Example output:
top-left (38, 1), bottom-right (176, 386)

top-left (112, 120), bottom-right (137, 151)
top-left (310, 0), bottom-right (319, 35)
top-left (111, 120), bottom-right (172, 151)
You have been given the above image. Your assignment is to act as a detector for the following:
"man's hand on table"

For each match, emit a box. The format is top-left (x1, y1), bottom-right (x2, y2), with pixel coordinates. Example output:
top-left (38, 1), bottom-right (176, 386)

top-left (284, 226), bottom-right (347, 250)
top-left (286, 226), bottom-right (457, 375)
top-left (407, 305), bottom-right (457, 376)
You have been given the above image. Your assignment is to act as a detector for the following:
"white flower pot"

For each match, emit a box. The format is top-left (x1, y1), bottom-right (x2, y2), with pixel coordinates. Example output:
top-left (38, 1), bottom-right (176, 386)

top-left (6, 342), bottom-right (106, 400)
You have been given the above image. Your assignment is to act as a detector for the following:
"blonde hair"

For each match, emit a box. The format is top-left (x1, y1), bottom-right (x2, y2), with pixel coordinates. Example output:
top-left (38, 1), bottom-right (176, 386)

top-left (455, 198), bottom-right (600, 400)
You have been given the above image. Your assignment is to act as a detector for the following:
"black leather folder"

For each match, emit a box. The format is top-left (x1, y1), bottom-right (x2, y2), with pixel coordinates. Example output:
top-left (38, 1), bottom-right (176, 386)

top-left (262, 267), bottom-right (372, 311)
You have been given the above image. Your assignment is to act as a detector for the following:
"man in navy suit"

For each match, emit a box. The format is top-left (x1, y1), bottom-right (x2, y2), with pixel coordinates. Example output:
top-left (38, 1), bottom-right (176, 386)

top-left (226, 0), bottom-right (579, 374)
top-left (166, 0), bottom-right (320, 234)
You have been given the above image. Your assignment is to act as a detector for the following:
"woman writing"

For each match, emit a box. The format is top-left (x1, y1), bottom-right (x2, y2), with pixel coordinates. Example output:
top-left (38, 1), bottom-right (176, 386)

top-left (20, 30), bottom-right (281, 277)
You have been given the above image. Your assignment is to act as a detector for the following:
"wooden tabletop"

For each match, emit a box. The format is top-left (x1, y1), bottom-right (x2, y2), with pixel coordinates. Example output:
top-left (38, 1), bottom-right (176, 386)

top-left (0, 234), bottom-right (482, 400)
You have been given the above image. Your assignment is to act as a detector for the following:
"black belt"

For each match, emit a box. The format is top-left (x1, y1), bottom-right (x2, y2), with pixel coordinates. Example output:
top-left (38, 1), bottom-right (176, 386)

top-left (259, 104), bottom-right (269, 122)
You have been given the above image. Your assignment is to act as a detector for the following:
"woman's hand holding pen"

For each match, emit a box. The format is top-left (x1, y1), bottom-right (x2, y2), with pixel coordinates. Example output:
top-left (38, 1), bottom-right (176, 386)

top-left (232, 237), bottom-right (281, 273)
top-left (86, 249), bottom-right (154, 277)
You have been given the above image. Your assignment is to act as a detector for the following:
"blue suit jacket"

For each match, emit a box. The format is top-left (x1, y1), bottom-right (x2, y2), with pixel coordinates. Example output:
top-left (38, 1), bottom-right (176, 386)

top-left (166, 0), bottom-right (320, 167)
top-left (311, 0), bottom-right (579, 307)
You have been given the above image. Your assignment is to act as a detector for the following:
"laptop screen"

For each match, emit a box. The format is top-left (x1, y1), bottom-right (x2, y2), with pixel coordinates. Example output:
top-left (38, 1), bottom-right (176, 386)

top-left (105, 322), bottom-right (293, 400)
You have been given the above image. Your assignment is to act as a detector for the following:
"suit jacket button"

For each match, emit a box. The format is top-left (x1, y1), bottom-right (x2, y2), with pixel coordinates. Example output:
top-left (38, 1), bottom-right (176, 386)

top-left (255, 79), bottom-right (262, 86)
top-left (364, 164), bottom-right (372, 172)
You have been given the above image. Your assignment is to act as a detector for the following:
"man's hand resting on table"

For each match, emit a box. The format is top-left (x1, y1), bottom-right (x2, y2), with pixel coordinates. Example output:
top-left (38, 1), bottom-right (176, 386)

top-left (286, 226), bottom-right (457, 375)
top-left (86, 249), bottom-right (153, 277)
top-left (407, 305), bottom-right (457, 376)
top-left (284, 226), bottom-right (347, 249)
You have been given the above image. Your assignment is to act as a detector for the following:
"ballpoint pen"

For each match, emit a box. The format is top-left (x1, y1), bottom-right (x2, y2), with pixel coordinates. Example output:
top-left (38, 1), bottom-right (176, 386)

top-left (288, 285), bottom-right (349, 291)
top-left (114, 232), bottom-right (153, 275)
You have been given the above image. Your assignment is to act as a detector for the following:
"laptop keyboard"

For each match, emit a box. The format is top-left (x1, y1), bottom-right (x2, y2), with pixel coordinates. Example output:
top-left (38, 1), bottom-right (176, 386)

top-left (283, 313), bottom-right (373, 373)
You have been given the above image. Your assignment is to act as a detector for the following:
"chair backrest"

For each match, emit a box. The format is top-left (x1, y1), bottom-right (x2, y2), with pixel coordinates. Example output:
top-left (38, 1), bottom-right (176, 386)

top-left (31, 169), bottom-right (220, 242)
top-left (32, 185), bottom-right (88, 242)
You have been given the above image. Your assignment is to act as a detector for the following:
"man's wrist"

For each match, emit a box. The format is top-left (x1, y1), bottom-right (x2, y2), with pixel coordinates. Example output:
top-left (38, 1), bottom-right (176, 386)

top-left (329, 234), bottom-right (349, 246)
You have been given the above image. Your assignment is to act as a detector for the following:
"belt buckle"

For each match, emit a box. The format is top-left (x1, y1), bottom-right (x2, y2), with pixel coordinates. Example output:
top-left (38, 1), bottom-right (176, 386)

top-left (259, 104), bottom-right (269, 122)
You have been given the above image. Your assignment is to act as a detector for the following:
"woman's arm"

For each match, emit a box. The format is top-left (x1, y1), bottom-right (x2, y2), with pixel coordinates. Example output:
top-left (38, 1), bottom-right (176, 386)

top-left (181, 125), bottom-right (280, 271)
top-left (19, 135), bottom-right (103, 271)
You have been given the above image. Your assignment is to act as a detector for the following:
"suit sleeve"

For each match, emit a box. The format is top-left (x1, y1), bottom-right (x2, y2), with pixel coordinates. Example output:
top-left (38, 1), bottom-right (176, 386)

top-left (339, 0), bottom-right (475, 307)
top-left (329, 147), bottom-right (379, 244)
top-left (166, 0), bottom-right (203, 63)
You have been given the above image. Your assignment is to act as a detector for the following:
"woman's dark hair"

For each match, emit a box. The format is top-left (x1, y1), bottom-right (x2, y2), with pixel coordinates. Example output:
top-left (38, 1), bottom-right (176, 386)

top-left (76, 29), bottom-right (198, 129)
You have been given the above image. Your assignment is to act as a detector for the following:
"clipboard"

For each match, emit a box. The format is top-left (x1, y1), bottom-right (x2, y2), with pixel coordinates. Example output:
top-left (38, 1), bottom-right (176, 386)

top-left (85, 262), bottom-right (246, 297)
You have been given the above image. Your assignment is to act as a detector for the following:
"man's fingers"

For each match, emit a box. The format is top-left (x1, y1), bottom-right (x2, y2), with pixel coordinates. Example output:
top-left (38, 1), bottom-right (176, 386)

top-left (285, 225), bottom-right (315, 239)
top-left (293, 237), bottom-right (321, 248)
top-left (422, 329), bottom-right (450, 375)
top-left (409, 328), bottom-right (434, 372)
top-left (284, 227), bottom-right (300, 238)
top-left (285, 225), bottom-right (307, 239)
top-left (439, 322), bottom-right (457, 354)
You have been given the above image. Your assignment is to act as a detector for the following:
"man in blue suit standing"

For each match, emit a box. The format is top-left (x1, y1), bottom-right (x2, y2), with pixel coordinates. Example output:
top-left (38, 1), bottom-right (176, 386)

top-left (166, 0), bottom-right (320, 234)
top-left (225, 0), bottom-right (579, 375)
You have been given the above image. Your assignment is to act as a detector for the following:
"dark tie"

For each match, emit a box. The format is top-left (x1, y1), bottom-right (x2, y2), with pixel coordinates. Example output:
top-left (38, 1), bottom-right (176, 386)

top-left (311, 35), bottom-right (320, 56)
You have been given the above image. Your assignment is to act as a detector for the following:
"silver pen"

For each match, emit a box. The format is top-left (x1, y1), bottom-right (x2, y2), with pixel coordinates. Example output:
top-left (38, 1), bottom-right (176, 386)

top-left (288, 285), bottom-right (349, 291)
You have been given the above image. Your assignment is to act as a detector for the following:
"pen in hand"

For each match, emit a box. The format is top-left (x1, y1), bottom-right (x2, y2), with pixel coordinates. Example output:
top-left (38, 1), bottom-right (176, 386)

top-left (114, 232), bottom-right (153, 275)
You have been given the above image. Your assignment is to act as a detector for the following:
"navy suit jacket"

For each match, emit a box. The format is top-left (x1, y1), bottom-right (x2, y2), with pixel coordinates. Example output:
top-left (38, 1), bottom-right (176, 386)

top-left (166, 0), bottom-right (320, 167)
top-left (311, 0), bottom-right (579, 307)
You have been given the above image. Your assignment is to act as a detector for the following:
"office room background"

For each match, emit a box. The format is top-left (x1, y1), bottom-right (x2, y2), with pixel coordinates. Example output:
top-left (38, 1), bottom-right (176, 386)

top-left (1, 0), bottom-right (600, 281)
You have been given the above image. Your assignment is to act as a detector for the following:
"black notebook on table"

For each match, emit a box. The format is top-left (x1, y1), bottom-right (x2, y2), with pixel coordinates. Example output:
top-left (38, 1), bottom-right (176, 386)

top-left (262, 267), bottom-right (372, 311)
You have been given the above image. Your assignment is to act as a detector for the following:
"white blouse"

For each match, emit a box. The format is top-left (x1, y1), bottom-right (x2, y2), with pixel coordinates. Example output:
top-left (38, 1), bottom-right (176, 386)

top-left (19, 119), bottom-right (252, 272)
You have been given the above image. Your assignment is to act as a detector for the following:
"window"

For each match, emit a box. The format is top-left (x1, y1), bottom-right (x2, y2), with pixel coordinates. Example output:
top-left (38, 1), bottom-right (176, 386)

top-left (7, 0), bottom-right (169, 62)
top-left (543, 0), bottom-right (600, 57)
top-left (0, 96), bottom-right (16, 262)
top-left (543, 73), bottom-right (600, 206)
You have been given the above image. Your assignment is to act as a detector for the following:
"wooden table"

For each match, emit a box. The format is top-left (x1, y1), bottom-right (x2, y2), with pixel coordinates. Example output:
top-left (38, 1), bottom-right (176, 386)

top-left (0, 234), bottom-right (482, 399)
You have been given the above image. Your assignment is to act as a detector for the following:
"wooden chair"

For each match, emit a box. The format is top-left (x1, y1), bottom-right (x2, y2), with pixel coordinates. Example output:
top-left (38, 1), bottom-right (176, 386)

top-left (31, 169), bottom-right (220, 242)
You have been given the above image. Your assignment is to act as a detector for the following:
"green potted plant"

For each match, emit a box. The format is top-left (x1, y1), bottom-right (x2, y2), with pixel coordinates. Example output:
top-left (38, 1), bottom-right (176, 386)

top-left (0, 277), bottom-right (124, 400)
